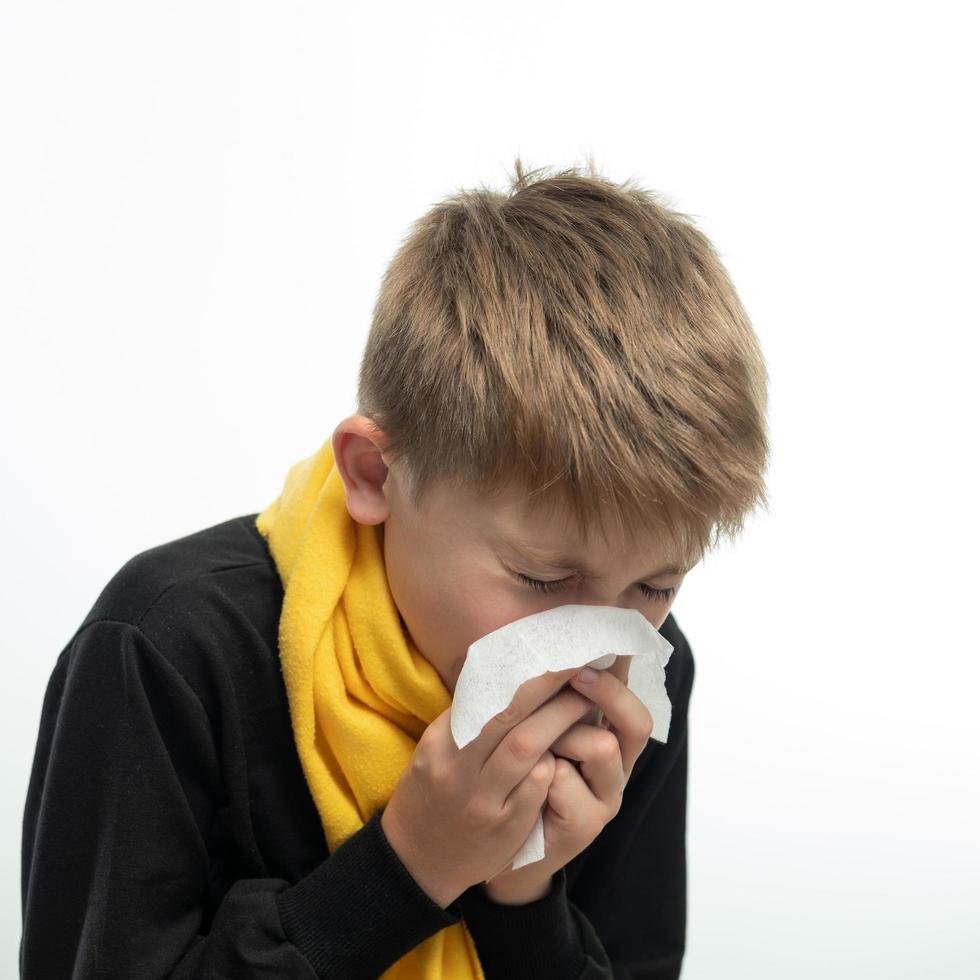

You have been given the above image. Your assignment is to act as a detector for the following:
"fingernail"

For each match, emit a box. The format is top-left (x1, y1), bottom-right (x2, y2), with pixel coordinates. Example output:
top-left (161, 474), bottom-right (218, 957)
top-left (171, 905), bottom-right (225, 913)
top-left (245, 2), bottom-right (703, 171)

top-left (575, 667), bottom-right (598, 683)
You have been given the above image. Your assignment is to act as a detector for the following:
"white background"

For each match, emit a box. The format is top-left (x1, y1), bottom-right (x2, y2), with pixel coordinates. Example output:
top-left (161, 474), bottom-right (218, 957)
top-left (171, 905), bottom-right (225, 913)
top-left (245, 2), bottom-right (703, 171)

top-left (3, 2), bottom-right (977, 977)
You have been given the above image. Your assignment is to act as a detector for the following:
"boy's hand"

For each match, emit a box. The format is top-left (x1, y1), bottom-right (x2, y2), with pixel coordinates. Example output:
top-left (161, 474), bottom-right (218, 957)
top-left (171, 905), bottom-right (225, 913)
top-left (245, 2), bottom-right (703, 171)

top-left (380, 665), bottom-right (599, 909)
top-left (481, 657), bottom-right (654, 905)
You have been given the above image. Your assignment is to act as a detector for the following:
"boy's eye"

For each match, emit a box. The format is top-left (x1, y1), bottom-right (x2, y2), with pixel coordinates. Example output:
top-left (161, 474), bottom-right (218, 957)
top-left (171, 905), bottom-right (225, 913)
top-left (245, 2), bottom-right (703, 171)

top-left (514, 571), bottom-right (676, 603)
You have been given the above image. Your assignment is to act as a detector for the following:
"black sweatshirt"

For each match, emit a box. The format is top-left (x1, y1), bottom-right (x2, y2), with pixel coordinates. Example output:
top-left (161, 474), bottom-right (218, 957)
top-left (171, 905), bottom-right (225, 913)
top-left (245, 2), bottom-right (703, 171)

top-left (20, 514), bottom-right (695, 980)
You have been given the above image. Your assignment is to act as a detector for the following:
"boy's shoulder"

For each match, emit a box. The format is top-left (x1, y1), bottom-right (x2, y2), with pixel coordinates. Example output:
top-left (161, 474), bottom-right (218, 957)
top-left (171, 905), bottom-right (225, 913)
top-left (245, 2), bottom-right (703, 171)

top-left (68, 515), bottom-right (284, 710)
top-left (79, 513), bottom-right (278, 634)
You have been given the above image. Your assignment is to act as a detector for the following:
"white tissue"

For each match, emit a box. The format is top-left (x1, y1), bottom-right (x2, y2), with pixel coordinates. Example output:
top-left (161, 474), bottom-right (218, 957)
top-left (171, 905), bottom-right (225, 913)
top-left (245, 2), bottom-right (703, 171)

top-left (449, 603), bottom-right (674, 872)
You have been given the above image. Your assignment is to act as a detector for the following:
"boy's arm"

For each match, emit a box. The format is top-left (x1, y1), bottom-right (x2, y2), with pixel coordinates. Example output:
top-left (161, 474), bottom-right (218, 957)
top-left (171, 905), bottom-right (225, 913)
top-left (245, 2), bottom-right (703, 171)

top-left (20, 620), bottom-right (465, 980)
top-left (455, 622), bottom-right (695, 980)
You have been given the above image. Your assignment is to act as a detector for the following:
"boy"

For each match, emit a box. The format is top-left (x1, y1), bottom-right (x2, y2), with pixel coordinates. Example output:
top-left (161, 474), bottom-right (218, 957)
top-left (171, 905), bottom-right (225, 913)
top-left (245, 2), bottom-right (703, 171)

top-left (20, 159), bottom-right (769, 979)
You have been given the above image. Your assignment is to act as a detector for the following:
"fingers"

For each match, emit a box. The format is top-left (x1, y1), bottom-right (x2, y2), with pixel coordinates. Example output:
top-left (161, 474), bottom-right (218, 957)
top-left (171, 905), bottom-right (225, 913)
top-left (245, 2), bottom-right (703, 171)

top-left (547, 722), bottom-right (624, 812)
top-left (569, 667), bottom-right (653, 777)
top-left (465, 667), bottom-right (583, 760)
top-left (545, 756), bottom-right (611, 842)
top-left (480, 686), bottom-right (596, 803)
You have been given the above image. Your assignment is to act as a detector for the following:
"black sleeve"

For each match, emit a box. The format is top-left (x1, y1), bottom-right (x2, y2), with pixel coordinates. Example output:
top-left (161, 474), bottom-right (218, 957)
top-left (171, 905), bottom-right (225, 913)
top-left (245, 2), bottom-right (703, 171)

top-left (457, 863), bottom-right (611, 978)
top-left (20, 620), bottom-right (464, 980)
top-left (456, 630), bottom-right (696, 980)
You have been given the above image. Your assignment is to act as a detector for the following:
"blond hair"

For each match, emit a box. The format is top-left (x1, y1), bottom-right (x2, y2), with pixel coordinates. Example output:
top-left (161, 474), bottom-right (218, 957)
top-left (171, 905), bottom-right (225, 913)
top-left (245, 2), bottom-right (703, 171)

top-left (356, 157), bottom-right (770, 572)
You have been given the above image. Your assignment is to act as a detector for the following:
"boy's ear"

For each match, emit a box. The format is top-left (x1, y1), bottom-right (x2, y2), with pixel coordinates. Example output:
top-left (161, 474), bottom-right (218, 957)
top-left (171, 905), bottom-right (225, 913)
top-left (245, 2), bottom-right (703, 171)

top-left (331, 416), bottom-right (391, 527)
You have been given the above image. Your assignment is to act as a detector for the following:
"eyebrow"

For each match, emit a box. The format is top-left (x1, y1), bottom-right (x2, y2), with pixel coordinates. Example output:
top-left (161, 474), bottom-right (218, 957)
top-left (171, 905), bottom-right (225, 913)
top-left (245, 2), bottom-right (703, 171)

top-left (505, 541), bottom-right (687, 580)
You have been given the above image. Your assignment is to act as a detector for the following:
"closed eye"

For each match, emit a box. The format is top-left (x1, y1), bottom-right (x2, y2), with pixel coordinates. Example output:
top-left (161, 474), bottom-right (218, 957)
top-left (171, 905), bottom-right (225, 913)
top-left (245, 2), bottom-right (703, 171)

top-left (514, 572), bottom-right (676, 603)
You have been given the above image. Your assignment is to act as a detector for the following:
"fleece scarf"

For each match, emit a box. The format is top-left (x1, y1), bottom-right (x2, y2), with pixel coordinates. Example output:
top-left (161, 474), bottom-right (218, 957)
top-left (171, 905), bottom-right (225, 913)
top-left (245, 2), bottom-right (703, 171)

top-left (255, 437), bottom-right (484, 979)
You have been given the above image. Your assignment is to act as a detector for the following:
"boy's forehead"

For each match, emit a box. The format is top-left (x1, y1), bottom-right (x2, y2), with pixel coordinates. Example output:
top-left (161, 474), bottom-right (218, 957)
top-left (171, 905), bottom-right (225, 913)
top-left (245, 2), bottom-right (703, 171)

top-left (488, 503), bottom-right (681, 577)
top-left (500, 534), bottom-right (684, 579)
top-left (443, 477), bottom-right (683, 572)
top-left (482, 492), bottom-right (582, 546)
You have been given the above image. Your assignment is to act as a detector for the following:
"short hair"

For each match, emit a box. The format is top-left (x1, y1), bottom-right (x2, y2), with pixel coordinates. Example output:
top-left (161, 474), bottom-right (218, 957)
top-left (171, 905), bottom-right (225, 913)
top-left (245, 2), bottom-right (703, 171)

top-left (355, 156), bottom-right (770, 572)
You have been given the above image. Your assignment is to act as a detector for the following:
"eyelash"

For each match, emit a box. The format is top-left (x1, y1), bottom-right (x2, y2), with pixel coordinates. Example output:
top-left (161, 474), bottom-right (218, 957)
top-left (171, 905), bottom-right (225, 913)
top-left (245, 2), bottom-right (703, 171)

top-left (515, 572), bottom-right (676, 603)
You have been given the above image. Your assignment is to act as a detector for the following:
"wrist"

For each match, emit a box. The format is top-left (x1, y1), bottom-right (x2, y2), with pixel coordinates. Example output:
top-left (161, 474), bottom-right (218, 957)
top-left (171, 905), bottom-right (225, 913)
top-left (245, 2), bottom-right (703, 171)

top-left (380, 807), bottom-right (461, 910)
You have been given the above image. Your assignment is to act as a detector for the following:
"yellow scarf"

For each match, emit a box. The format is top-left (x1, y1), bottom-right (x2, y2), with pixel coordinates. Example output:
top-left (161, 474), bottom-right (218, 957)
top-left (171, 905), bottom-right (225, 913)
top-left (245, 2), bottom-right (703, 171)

top-left (255, 437), bottom-right (485, 980)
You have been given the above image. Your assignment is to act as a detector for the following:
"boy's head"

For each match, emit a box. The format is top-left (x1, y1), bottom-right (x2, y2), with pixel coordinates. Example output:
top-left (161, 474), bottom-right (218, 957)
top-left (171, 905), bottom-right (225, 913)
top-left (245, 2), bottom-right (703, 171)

top-left (333, 158), bottom-right (770, 694)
